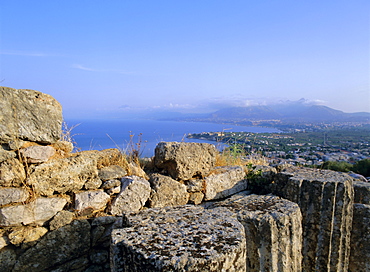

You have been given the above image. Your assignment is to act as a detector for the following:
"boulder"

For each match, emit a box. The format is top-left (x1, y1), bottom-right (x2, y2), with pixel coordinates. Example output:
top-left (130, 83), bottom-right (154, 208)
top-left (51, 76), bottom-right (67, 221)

top-left (154, 142), bottom-right (217, 180)
top-left (20, 145), bottom-right (56, 163)
top-left (109, 176), bottom-right (151, 215)
top-left (111, 205), bottom-right (246, 271)
top-left (349, 203), bottom-right (370, 272)
top-left (0, 197), bottom-right (67, 227)
top-left (12, 219), bottom-right (90, 272)
top-left (271, 166), bottom-right (354, 272)
top-left (0, 158), bottom-right (26, 187)
top-left (75, 190), bottom-right (110, 212)
top-left (98, 165), bottom-right (127, 181)
top-left (0, 87), bottom-right (62, 144)
top-left (27, 153), bottom-right (99, 196)
top-left (204, 166), bottom-right (247, 201)
top-left (148, 173), bottom-right (189, 208)
top-left (0, 187), bottom-right (29, 206)
top-left (207, 194), bottom-right (303, 272)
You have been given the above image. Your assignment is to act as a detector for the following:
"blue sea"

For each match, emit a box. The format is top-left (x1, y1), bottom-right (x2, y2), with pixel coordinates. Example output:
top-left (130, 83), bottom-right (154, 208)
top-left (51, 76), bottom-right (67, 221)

top-left (65, 119), bottom-right (280, 157)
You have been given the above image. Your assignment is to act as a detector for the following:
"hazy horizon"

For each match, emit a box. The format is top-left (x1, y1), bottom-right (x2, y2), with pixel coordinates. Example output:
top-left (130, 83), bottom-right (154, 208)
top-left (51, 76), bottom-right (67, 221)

top-left (1, 1), bottom-right (369, 119)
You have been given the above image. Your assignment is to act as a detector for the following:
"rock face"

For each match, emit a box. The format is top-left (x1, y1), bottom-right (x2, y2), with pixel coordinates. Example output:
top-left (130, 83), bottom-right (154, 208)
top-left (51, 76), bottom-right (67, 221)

top-left (111, 205), bottom-right (246, 272)
top-left (207, 193), bottom-right (302, 272)
top-left (271, 166), bottom-right (354, 272)
top-left (148, 173), bottom-right (189, 208)
top-left (154, 142), bottom-right (217, 180)
top-left (204, 166), bottom-right (247, 201)
top-left (0, 87), bottom-right (62, 145)
top-left (353, 180), bottom-right (370, 204)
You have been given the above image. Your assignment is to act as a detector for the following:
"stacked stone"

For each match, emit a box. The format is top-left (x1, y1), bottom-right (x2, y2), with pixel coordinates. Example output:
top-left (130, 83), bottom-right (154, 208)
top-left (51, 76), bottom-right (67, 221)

top-left (271, 166), bottom-right (354, 272)
top-left (207, 193), bottom-right (302, 272)
top-left (111, 205), bottom-right (246, 271)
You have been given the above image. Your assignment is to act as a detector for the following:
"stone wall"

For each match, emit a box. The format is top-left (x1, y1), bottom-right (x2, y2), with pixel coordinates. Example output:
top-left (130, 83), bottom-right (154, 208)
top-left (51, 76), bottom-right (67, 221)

top-left (0, 87), bottom-right (369, 271)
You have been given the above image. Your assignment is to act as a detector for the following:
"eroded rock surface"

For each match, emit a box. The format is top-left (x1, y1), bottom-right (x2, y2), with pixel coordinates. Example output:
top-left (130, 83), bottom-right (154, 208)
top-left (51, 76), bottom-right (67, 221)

top-left (111, 205), bottom-right (246, 272)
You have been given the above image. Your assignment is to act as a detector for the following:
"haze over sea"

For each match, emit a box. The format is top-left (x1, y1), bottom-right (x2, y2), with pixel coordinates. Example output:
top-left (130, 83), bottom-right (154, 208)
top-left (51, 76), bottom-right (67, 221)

top-left (66, 119), bottom-right (280, 157)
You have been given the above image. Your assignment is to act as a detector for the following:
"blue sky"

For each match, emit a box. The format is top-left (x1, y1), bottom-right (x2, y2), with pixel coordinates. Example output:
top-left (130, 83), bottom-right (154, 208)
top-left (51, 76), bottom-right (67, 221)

top-left (1, 1), bottom-right (369, 118)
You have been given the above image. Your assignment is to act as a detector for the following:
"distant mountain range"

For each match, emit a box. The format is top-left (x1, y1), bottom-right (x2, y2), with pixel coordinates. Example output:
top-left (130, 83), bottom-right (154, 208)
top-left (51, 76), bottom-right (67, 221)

top-left (163, 103), bottom-right (370, 124)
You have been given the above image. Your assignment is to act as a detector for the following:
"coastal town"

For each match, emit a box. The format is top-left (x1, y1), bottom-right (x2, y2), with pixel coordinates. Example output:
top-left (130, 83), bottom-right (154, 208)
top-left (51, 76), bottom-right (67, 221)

top-left (187, 124), bottom-right (370, 170)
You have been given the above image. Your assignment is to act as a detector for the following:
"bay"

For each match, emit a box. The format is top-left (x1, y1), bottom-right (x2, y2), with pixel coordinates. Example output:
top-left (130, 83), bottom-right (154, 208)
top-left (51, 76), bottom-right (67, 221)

top-left (65, 119), bottom-right (280, 157)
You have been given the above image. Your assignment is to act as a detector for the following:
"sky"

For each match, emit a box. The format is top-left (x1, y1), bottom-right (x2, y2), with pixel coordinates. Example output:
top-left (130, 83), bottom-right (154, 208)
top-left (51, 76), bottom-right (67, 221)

top-left (1, 1), bottom-right (369, 119)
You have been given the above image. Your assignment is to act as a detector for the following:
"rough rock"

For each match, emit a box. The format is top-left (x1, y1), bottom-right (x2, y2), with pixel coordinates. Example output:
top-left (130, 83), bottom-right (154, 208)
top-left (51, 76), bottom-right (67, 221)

top-left (84, 177), bottom-right (102, 190)
top-left (0, 147), bottom-right (16, 163)
top-left (98, 165), bottom-right (127, 181)
top-left (0, 247), bottom-right (17, 272)
top-left (128, 161), bottom-right (148, 179)
top-left (0, 197), bottom-right (67, 226)
top-left (188, 192), bottom-right (204, 205)
top-left (349, 203), bottom-right (370, 272)
top-left (27, 153), bottom-right (99, 196)
top-left (0, 158), bottom-right (26, 187)
top-left (12, 219), bottom-right (90, 272)
top-left (49, 210), bottom-right (75, 231)
top-left (148, 173), bottom-right (189, 208)
top-left (20, 145), bottom-right (56, 163)
top-left (207, 194), bottom-right (302, 272)
top-left (154, 142), bottom-right (217, 180)
top-left (101, 179), bottom-right (121, 190)
top-left (0, 232), bottom-right (9, 250)
top-left (204, 166), bottom-right (247, 201)
top-left (109, 176), bottom-right (151, 215)
top-left (52, 140), bottom-right (74, 154)
top-left (353, 180), bottom-right (370, 204)
top-left (75, 190), bottom-right (110, 211)
top-left (111, 205), bottom-right (246, 271)
top-left (184, 178), bottom-right (204, 193)
top-left (8, 226), bottom-right (48, 247)
top-left (0, 187), bottom-right (29, 206)
top-left (271, 166), bottom-right (354, 272)
top-left (0, 87), bottom-right (62, 144)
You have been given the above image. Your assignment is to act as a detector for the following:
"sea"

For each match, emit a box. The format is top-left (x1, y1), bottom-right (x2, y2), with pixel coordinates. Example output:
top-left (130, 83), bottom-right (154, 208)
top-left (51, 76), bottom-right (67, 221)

top-left (65, 119), bottom-right (280, 157)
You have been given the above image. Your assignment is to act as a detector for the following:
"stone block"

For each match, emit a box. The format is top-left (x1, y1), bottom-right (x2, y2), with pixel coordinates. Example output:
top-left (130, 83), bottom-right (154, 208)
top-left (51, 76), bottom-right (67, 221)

top-left (353, 180), bottom-right (370, 204)
top-left (0, 87), bottom-right (62, 144)
top-left (271, 166), bottom-right (354, 272)
top-left (75, 190), bottom-right (110, 211)
top-left (0, 187), bottom-right (28, 206)
top-left (148, 173), bottom-right (189, 208)
top-left (98, 165), bottom-right (127, 181)
top-left (111, 205), bottom-right (246, 271)
top-left (207, 194), bottom-right (302, 272)
top-left (204, 166), bottom-right (247, 201)
top-left (154, 142), bottom-right (217, 180)
top-left (0, 158), bottom-right (26, 187)
top-left (20, 145), bottom-right (56, 163)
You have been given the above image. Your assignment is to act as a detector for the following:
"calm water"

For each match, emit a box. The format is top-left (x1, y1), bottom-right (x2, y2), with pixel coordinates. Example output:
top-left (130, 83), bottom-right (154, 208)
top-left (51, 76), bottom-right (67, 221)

top-left (65, 119), bottom-right (280, 157)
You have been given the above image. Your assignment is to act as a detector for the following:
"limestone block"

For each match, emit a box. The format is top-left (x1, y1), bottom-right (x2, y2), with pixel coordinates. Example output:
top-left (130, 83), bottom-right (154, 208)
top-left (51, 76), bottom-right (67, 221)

top-left (0, 158), bottom-right (26, 187)
top-left (128, 161), bottom-right (148, 179)
top-left (0, 187), bottom-right (28, 206)
top-left (0, 197), bottom-right (67, 227)
top-left (111, 205), bottom-right (246, 271)
top-left (20, 145), bottom-right (56, 163)
top-left (208, 194), bottom-right (302, 272)
top-left (27, 153), bottom-right (99, 196)
top-left (154, 142), bottom-right (217, 180)
top-left (12, 219), bottom-right (90, 272)
top-left (101, 179), bottom-right (121, 190)
top-left (353, 180), bottom-right (370, 204)
top-left (98, 165), bottom-right (127, 181)
top-left (188, 192), bottom-right (204, 204)
top-left (109, 176), bottom-right (150, 215)
top-left (349, 203), bottom-right (370, 272)
top-left (0, 147), bottom-right (16, 163)
top-left (271, 166), bottom-right (354, 272)
top-left (8, 226), bottom-right (48, 248)
top-left (75, 190), bottom-right (110, 211)
top-left (148, 173), bottom-right (189, 208)
top-left (0, 87), bottom-right (62, 144)
top-left (49, 210), bottom-right (74, 230)
top-left (204, 166), bottom-right (247, 201)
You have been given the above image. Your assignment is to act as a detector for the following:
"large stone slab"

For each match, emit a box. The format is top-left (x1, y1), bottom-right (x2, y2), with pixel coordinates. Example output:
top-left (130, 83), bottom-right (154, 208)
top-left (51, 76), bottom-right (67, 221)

top-left (154, 142), bottom-right (217, 180)
top-left (271, 166), bottom-right (354, 272)
top-left (204, 166), bottom-right (247, 201)
top-left (148, 173), bottom-right (189, 208)
top-left (0, 87), bottom-right (62, 144)
top-left (0, 197), bottom-right (67, 226)
top-left (207, 194), bottom-right (302, 272)
top-left (349, 203), bottom-right (370, 272)
top-left (111, 205), bottom-right (246, 271)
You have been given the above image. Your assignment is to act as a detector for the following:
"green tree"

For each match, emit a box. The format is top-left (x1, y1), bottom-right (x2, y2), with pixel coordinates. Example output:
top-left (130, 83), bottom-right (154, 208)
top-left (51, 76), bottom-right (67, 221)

top-left (352, 159), bottom-right (370, 177)
top-left (321, 161), bottom-right (353, 172)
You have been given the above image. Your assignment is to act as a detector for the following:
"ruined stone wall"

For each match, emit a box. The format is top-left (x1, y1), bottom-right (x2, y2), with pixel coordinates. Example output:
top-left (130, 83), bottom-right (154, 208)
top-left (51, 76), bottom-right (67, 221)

top-left (0, 87), bottom-right (369, 272)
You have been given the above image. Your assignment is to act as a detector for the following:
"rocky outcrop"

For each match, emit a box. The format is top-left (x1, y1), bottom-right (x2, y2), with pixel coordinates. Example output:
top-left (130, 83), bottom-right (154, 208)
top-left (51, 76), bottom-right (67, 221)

top-left (154, 141), bottom-right (217, 180)
top-left (0, 87), bottom-right (62, 145)
top-left (111, 205), bottom-right (246, 272)
top-left (270, 166), bottom-right (354, 272)
top-left (207, 193), bottom-right (302, 272)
